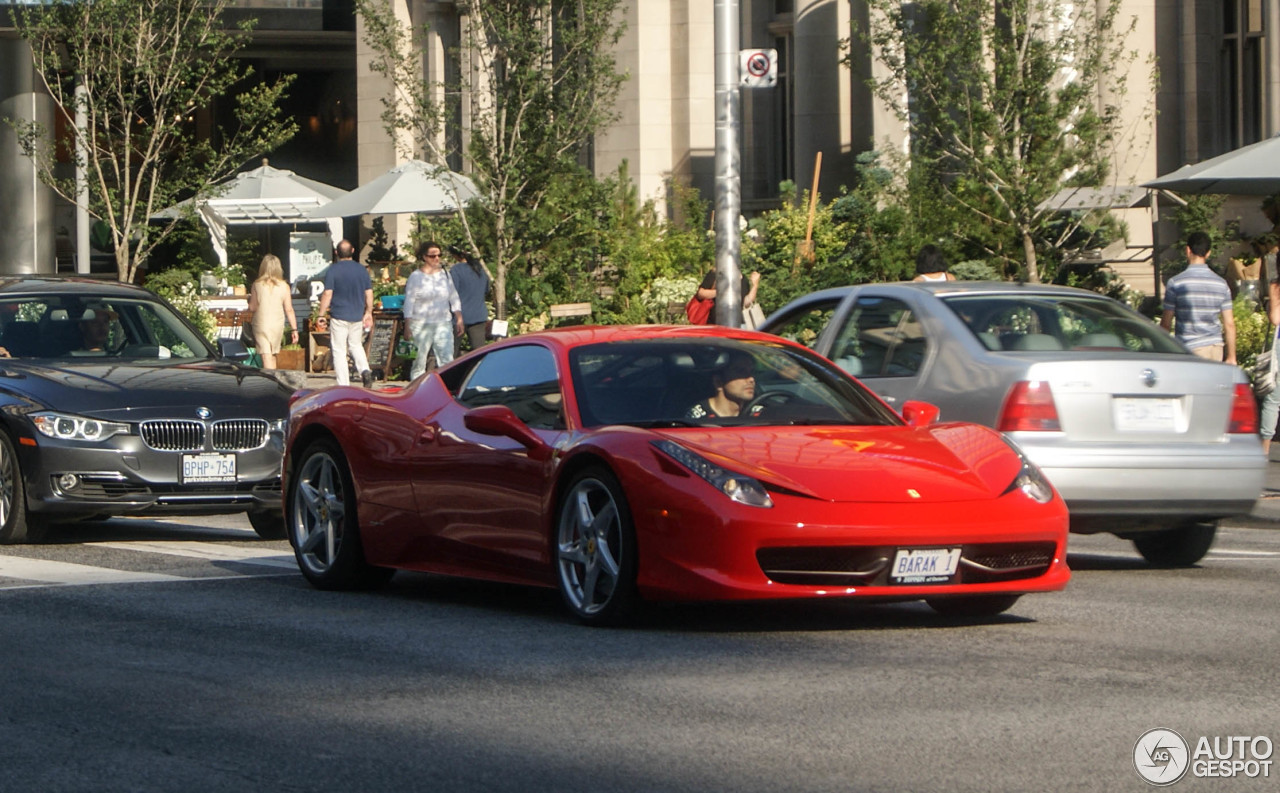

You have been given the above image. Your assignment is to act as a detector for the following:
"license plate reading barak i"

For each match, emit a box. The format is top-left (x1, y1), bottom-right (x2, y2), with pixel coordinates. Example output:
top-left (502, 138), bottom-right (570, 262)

top-left (890, 548), bottom-right (961, 584)
top-left (182, 453), bottom-right (236, 483)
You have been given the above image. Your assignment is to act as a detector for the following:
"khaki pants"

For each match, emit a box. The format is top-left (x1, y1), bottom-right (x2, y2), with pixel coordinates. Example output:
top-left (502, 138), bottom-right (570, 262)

top-left (1190, 344), bottom-right (1224, 361)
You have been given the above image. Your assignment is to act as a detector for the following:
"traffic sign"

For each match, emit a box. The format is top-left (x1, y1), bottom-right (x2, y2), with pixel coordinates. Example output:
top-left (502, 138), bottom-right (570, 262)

top-left (739, 49), bottom-right (777, 88)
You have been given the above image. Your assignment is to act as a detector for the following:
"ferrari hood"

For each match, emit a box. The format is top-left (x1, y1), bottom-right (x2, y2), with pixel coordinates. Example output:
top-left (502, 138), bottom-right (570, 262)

top-left (0, 361), bottom-right (291, 421)
top-left (660, 423), bottom-right (1024, 503)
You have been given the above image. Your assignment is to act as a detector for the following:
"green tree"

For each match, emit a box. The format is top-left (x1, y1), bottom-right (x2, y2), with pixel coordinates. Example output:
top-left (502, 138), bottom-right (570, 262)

top-left (9, 0), bottom-right (296, 283)
top-left (853, 0), bottom-right (1144, 282)
top-left (356, 0), bottom-right (627, 319)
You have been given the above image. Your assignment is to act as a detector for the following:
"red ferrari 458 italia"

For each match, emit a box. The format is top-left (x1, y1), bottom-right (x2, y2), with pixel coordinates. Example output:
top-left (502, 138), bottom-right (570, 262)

top-left (283, 326), bottom-right (1069, 624)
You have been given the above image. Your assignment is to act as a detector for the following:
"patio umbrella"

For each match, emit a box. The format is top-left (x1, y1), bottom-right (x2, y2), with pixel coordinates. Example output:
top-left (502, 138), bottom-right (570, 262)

top-left (1142, 134), bottom-right (1280, 196)
top-left (153, 160), bottom-right (348, 268)
top-left (305, 160), bottom-right (480, 218)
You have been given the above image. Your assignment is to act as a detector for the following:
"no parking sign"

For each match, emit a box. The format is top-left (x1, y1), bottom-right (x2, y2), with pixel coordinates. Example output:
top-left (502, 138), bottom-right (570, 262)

top-left (739, 49), bottom-right (777, 87)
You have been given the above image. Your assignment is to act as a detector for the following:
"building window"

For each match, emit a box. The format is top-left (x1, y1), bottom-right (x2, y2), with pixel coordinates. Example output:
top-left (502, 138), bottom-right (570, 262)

top-left (1221, 0), bottom-right (1266, 148)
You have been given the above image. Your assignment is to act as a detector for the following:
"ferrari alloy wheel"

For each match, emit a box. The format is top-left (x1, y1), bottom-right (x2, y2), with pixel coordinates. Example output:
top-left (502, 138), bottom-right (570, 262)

top-left (1132, 522), bottom-right (1217, 567)
top-left (246, 509), bottom-right (287, 540)
top-left (926, 594), bottom-right (1021, 618)
top-left (0, 430), bottom-right (45, 545)
top-left (286, 439), bottom-right (392, 590)
top-left (556, 467), bottom-right (638, 626)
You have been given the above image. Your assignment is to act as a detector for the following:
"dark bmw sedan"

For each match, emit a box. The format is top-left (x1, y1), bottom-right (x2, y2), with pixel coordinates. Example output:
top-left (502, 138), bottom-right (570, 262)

top-left (0, 277), bottom-right (291, 543)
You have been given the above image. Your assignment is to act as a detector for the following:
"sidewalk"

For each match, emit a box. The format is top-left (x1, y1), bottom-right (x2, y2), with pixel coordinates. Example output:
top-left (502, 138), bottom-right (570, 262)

top-left (278, 367), bottom-right (1280, 524)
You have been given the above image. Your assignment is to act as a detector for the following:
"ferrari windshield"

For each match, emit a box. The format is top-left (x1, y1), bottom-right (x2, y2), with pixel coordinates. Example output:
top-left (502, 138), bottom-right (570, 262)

top-left (0, 295), bottom-right (213, 362)
top-left (569, 338), bottom-right (902, 428)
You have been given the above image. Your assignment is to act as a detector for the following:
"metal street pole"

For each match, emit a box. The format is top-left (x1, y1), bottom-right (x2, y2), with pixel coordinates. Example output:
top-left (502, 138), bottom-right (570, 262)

top-left (713, 0), bottom-right (742, 327)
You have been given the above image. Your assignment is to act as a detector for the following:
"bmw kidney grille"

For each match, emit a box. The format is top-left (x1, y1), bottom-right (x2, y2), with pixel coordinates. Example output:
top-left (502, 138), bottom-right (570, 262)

top-left (140, 419), bottom-right (269, 452)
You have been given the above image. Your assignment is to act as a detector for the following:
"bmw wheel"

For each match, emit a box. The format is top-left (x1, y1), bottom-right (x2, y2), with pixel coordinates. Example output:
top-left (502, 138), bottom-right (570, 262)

top-left (555, 467), bottom-right (638, 626)
top-left (247, 509), bottom-right (286, 540)
top-left (286, 438), bottom-right (392, 590)
top-left (0, 431), bottom-right (46, 544)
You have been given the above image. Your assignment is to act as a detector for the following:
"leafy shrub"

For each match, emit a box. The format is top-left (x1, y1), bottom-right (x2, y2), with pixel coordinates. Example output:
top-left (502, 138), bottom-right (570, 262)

top-left (145, 269), bottom-right (215, 341)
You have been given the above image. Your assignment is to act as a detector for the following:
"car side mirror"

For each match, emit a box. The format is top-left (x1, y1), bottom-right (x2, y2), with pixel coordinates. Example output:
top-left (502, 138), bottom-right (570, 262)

top-left (901, 400), bottom-right (940, 427)
top-left (217, 337), bottom-right (251, 363)
top-left (463, 405), bottom-right (553, 461)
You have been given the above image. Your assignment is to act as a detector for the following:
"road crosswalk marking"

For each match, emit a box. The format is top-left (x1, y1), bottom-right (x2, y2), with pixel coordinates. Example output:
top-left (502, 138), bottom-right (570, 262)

top-left (96, 541), bottom-right (297, 569)
top-left (0, 541), bottom-right (298, 590)
top-left (0, 556), bottom-right (188, 587)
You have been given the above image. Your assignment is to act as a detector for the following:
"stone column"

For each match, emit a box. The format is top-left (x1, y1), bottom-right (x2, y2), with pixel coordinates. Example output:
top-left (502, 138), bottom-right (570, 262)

top-left (791, 0), bottom-right (852, 196)
top-left (0, 37), bottom-right (55, 275)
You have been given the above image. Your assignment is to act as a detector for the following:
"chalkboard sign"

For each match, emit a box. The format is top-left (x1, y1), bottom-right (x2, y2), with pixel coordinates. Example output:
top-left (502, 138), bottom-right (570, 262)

top-left (367, 315), bottom-right (399, 377)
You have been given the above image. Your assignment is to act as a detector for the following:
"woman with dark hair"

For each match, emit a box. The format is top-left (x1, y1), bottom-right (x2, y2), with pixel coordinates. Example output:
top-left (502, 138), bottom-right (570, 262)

top-left (913, 245), bottom-right (955, 282)
top-left (448, 245), bottom-right (492, 353)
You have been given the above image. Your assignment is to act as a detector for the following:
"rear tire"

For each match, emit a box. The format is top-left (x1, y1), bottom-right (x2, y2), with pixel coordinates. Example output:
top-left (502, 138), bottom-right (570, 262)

top-left (247, 509), bottom-right (286, 540)
top-left (0, 431), bottom-right (46, 545)
top-left (1132, 522), bottom-right (1216, 567)
top-left (926, 594), bottom-right (1021, 618)
top-left (286, 438), bottom-right (393, 590)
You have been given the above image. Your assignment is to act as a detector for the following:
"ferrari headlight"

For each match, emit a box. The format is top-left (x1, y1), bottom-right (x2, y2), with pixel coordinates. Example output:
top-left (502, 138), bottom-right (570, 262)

top-left (31, 411), bottom-right (130, 443)
top-left (653, 440), bottom-right (773, 508)
top-left (1001, 454), bottom-right (1054, 503)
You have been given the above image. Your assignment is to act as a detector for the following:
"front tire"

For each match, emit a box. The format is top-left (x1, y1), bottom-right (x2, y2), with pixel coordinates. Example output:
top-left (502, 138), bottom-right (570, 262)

top-left (1132, 522), bottom-right (1216, 567)
top-left (926, 594), bottom-right (1021, 618)
top-left (555, 467), bottom-right (638, 626)
top-left (286, 438), bottom-right (392, 590)
top-left (0, 431), bottom-right (46, 544)
top-left (247, 509), bottom-right (286, 540)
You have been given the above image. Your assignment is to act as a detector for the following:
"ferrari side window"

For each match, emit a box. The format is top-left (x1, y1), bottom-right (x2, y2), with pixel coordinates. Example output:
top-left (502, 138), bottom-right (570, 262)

top-left (458, 345), bottom-right (565, 430)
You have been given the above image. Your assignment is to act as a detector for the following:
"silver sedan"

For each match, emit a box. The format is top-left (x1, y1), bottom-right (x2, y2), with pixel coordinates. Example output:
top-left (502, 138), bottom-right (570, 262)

top-left (761, 281), bottom-right (1266, 565)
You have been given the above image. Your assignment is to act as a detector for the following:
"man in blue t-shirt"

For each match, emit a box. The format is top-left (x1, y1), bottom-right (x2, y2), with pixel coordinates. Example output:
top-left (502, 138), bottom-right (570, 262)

top-left (318, 240), bottom-right (374, 387)
top-left (1160, 231), bottom-right (1236, 364)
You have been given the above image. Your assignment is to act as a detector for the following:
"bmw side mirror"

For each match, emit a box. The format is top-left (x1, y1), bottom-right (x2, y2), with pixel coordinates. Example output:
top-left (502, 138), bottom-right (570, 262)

top-left (218, 337), bottom-right (251, 363)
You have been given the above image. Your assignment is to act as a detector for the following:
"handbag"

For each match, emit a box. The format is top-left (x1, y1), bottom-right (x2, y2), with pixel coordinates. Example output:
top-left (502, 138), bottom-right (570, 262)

top-left (1252, 345), bottom-right (1276, 398)
top-left (685, 295), bottom-right (712, 325)
top-left (743, 302), bottom-right (766, 330)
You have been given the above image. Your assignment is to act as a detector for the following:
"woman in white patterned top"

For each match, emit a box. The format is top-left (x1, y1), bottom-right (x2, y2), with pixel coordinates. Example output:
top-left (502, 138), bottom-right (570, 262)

top-left (403, 241), bottom-right (464, 380)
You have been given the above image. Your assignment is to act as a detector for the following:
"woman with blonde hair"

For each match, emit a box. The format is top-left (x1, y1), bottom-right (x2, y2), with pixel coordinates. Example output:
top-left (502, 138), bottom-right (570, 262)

top-left (247, 253), bottom-right (298, 369)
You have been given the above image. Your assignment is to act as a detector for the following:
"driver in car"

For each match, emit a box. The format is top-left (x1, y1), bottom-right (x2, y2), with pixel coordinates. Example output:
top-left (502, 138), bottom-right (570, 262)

top-left (686, 351), bottom-right (765, 419)
top-left (71, 308), bottom-right (117, 356)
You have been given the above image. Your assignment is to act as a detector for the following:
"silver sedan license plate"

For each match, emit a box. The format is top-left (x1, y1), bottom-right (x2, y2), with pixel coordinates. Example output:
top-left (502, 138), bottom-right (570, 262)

top-left (1113, 397), bottom-right (1180, 432)
top-left (890, 548), bottom-right (961, 584)
top-left (182, 453), bottom-right (237, 483)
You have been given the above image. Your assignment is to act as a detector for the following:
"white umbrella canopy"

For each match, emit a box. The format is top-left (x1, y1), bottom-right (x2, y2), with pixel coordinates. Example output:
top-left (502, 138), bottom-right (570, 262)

top-left (153, 160), bottom-right (349, 267)
top-left (1142, 134), bottom-right (1280, 196)
top-left (305, 159), bottom-right (480, 218)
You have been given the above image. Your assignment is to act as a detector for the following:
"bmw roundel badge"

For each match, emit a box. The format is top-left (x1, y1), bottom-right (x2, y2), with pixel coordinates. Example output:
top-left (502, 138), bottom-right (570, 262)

top-left (196, 407), bottom-right (213, 420)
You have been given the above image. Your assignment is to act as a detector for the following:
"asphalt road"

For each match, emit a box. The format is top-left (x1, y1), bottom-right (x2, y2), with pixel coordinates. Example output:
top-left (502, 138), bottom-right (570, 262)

top-left (0, 514), bottom-right (1276, 793)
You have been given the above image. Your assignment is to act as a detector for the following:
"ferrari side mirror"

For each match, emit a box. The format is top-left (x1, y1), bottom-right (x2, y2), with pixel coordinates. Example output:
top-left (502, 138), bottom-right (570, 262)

top-left (900, 400), bottom-right (940, 427)
top-left (463, 405), bottom-right (554, 461)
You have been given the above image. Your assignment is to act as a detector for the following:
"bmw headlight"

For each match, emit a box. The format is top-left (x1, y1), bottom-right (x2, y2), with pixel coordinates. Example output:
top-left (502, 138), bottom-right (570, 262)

top-left (31, 412), bottom-right (130, 443)
top-left (653, 439), bottom-right (773, 508)
top-left (1000, 446), bottom-right (1054, 504)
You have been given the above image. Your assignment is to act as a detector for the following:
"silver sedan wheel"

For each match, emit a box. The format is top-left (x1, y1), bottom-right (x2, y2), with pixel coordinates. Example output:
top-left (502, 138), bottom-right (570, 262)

top-left (290, 450), bottom-right (346, 576)
top-left (557, 476), bottom-right (625, 618)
